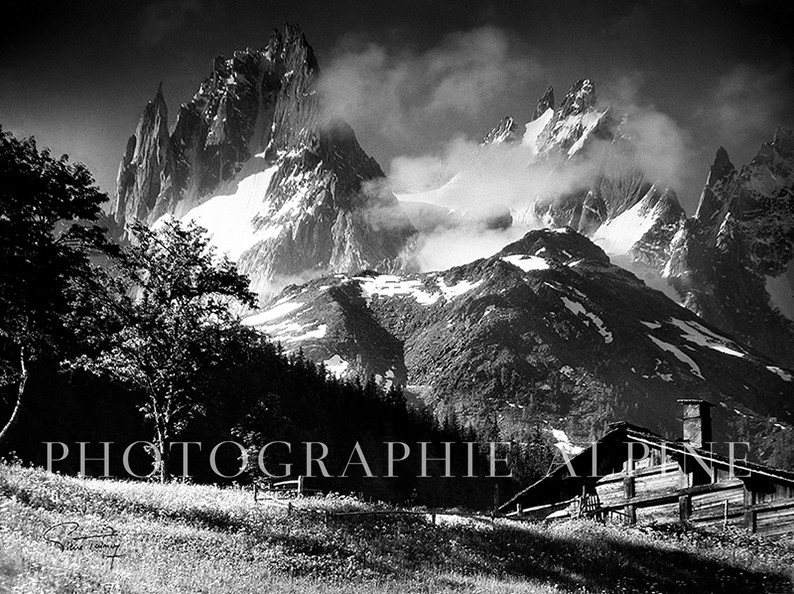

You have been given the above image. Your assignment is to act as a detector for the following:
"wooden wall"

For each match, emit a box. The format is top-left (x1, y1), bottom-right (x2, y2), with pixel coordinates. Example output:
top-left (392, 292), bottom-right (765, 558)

top-left (515, 441), bottom-right (794, 538)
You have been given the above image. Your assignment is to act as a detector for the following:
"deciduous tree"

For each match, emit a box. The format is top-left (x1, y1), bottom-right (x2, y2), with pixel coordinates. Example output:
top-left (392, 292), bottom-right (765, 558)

top-left (72, 219), bottom-right (256, 481)
top-left (0, 127), bottom-right (106, 445)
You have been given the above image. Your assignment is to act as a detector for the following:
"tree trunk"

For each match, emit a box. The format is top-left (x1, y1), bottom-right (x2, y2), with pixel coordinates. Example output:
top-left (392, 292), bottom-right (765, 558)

top-left (154, 417), bottom-right (171, 483)
top-left (0, 346), bottom-right (29, 446)
top-left (159, 441), bottom-right (171, 484)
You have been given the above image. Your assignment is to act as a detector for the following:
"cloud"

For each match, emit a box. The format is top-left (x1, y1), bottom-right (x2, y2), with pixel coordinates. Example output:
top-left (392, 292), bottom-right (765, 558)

top-left (705, 63), bottom-right (793, 143)
top-left (411, 225), bottom-right (528, 272)
top-left (318, 26), bottom-right (543, 143)
top-left (390, 138), bottom-right (603, 213)
top-left (377, 73), bottom-right (699, 272)
top-left (382, 135), bottom-right (610, 271)
top-left (598, 74), bottom-right (695, 190)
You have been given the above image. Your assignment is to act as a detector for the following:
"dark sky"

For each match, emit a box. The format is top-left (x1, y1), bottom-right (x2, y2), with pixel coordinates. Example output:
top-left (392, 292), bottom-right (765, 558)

top-left (1, 0), bottom-right (792, 212)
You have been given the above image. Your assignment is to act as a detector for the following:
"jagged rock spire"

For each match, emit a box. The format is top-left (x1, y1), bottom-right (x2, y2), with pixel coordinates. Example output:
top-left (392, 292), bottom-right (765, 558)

top-left (481, 116), bottom-right (519, 145)
top-left (532, 86), bottom-right (555, 120)
top-left (694, 147), bottom-right (735, 224)
top-left (111, 82), bottom-right (171, 232)
top-left (773, 127), bottom-right (794, 157)
top-left (707, 147), bottom-right (735, 185)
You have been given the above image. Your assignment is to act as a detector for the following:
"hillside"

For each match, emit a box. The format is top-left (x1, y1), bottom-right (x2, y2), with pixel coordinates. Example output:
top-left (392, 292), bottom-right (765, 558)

top-left (1, 463), bottom-right (793, 593)
top-left (244, 228), bottom-right (794, 462)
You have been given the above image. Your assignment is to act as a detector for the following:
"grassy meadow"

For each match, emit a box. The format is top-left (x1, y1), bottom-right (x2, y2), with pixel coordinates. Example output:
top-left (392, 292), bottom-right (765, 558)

top-left (1, 462), bottom-right (793, 593)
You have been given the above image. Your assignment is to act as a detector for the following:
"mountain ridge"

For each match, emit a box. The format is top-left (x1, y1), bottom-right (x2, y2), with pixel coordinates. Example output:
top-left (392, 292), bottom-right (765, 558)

top-left (243, 227), bottom-right (794, 463)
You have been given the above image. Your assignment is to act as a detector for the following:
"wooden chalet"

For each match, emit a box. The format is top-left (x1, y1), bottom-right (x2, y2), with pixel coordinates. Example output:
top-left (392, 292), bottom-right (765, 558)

top-left (501, 400), bottom-right (794, 538)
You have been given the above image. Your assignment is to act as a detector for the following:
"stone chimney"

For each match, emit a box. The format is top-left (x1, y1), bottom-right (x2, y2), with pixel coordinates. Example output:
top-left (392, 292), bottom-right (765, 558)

top-left (677, 399), bottom-right (713, 448)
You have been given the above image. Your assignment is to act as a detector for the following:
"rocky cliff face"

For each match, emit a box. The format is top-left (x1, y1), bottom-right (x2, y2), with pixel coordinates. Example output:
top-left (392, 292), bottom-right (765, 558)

top-left (111, 25), bottom-right (415, 293)
top-left (663, 129), bottom-right (794, 366)
top-left (243, 228), bottom-right (794, 460)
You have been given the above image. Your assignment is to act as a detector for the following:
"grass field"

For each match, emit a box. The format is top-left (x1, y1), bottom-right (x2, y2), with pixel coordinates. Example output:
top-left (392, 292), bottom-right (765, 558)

top-left (1, 462), bottom-right (793, 593)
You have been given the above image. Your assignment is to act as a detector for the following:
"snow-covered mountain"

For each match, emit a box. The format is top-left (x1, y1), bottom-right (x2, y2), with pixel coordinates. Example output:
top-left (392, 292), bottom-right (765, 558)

top-left (407, 79), bottom-right (794, 367)
top-left (243, 228), bottom-right (794, 457)
top-left (110, 25), bottom-right (414, 293)
top-left (109, 26), bottom-right (793, 460)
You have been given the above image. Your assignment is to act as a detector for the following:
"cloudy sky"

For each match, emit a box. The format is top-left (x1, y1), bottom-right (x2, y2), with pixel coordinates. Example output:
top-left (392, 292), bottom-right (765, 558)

top-left (1, 0), bottom-right (792, 212)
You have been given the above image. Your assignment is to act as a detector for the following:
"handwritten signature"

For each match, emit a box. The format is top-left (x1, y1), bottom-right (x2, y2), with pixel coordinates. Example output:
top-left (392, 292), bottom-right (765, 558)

top-left (43, 522), bottom-right (124, 569)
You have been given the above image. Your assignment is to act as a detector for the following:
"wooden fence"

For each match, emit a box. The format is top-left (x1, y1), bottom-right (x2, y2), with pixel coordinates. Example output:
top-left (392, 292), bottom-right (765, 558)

top-left (250, 473), bottom-right (794, 537)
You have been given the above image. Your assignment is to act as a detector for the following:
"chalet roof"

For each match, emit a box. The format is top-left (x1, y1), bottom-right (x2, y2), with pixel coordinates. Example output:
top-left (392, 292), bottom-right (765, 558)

top-left (500, 421), bottom-right (794, 512)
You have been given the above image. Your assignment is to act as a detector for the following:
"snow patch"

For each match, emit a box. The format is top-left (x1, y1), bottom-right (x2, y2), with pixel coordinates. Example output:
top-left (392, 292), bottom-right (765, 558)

top-left (591, 190), bottom-right (658, 255)
top-left (561, 297), bottom-right (613, 343)
top-left (356, 275), bottom-right (440, 305)
top-left (669, 318), bottom-right (746, 358)
top-left (522, 108), bottom-right (554, 154)
top-left (566, 110), bottom-right (607, 156)
top-left (437, 278), bottom-right (483, 300)
top-left (244, 300), bottom-right (303, 325)
top-left (765, 259), bottom-right (794, 321)
top-left (284, 324), bottom-right (327, 342)
top-left (551, 428), bottom-right (585, 456)
top-left (502, 254), bottom-right (550, 272)
top-left (648, 335), bottom-right (704, 379)
top-left (181, 165), bottom-right (280, 260)
top-left (324, 355), bottom-right (349, 377)
top-left (767, 366), bottom-right (793, 382)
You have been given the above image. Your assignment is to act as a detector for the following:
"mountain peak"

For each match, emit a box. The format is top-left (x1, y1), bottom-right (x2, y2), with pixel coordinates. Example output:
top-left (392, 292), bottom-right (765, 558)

top-left (558, 79), bottom-right (597, 119)
top-left (532, 86), bottom-right (555, 120)
top-left (498, 228), bottom-right (610, 265)
top-left (146, 81), bottom-right (167, 114)
top-left (708, 146), bottom-right (735, 185)
top-left (772, 126), bottom-right (794, 158)
top-left (481, 116), bottom-right (519, 145)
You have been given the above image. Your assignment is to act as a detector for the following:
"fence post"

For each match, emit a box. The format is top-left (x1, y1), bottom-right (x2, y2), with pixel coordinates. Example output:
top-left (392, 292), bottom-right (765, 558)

top-left (678, 494), bottom-right (690, 529)
top-left (623, 474), bottom-right (636, 526)
top-left (298, 475), bottom-right (304, 495)
top-left (743, 485), bottom-right (756, 533)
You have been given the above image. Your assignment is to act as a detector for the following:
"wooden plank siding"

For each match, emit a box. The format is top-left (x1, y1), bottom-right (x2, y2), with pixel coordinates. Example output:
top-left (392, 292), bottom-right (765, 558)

top-left (502, 422), bottom-right (794, 537)
top-left (592, 475), bottom-right (794, 535)
top-left (547, 456), bottom-right (794, 536)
